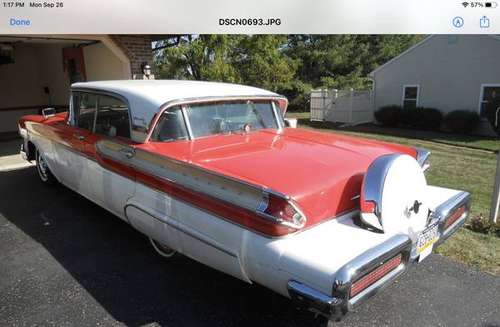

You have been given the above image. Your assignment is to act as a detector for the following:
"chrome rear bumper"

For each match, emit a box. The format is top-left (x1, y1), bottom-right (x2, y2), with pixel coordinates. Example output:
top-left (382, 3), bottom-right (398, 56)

top-left (287, 191), bottom-right (471, 321)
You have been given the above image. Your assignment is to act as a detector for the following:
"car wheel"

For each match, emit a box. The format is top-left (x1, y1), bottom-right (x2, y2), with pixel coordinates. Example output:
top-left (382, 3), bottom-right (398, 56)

top-left (36, 149), bottom-right (56, 185)
top-left (149, 237), bottom-right (176, 258)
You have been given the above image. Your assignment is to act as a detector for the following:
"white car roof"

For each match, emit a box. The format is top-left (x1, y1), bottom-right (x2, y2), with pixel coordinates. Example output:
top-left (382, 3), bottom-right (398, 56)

top-left (71, 80), bottom-right (282, 142)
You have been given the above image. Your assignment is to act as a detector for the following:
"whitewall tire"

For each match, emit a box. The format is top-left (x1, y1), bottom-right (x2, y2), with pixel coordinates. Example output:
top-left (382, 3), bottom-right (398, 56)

top-left (36, 149), bottom-right (57, 185)
top-left (149, 238), bottom-right (176, 258)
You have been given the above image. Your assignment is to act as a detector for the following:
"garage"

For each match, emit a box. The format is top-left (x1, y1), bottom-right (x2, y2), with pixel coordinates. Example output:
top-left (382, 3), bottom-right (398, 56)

top-left (0, 35), bottom-right (153, 137)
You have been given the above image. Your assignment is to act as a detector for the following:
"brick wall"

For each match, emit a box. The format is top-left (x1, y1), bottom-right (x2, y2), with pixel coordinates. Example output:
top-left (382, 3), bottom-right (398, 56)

top-left (110, 35), bottom-right (153, 76)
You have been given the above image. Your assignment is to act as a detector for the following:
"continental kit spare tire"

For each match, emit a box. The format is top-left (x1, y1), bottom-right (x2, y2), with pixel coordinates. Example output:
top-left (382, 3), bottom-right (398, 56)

top-left (360, 154), bottom-right (429, 241)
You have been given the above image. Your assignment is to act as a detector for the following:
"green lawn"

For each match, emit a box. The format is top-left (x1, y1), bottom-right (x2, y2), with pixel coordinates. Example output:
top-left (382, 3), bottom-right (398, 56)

top-left (287, 112), bottom-right (500, 275)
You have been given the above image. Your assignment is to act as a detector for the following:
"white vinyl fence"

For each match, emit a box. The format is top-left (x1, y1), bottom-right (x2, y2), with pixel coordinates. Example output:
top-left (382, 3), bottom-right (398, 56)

top-left (310, 88), bottom-right (374, 125)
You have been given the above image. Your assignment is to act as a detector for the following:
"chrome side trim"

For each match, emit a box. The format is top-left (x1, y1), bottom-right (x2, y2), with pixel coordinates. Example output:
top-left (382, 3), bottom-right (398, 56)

top-left (96, 139), bottom-right (308, 231)
top-left (124, 203), bottom-right (237, 258)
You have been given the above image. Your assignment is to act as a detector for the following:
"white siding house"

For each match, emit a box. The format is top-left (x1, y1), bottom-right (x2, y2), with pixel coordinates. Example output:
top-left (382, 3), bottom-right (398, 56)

top-left (369, 35), bottom-right (500, 135)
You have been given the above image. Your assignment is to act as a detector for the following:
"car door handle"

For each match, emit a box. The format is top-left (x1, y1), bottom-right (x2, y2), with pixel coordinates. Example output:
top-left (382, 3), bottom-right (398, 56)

top-left (73, 134), bottom-right (85, 141)
top-left (119, 148), bottom-right (135, 159)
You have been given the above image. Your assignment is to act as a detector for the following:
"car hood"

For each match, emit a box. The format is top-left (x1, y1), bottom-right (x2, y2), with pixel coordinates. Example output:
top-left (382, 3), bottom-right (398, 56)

top-left (142, 128), bottom-right (417, 224)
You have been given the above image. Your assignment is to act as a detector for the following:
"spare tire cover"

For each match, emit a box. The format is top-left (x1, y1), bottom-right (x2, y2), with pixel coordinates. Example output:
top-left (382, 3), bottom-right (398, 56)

top-left (361, 154), bottom-right (429, 240)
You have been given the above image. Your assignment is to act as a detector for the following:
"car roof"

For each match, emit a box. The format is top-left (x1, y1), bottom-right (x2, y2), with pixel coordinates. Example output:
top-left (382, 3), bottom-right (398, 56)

top-left (71, 80), bottom-right (282, 142)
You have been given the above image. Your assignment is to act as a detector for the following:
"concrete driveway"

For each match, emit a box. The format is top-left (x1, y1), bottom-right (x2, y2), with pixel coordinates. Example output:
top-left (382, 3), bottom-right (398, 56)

top-left (0, 166), bottom-right (499, 327)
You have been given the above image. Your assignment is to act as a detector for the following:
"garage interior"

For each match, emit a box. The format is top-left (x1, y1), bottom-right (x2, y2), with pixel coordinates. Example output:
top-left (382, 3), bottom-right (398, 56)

top-left (0, 35), bottom-right (131, 137)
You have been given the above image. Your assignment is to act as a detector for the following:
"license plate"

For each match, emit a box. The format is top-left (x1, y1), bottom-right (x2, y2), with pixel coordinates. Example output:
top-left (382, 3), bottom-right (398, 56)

top-left (416, 223), bottom-right (439, 262)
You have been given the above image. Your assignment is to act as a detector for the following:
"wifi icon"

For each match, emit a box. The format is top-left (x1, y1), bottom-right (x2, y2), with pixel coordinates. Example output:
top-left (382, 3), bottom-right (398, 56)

top-left (462, 1), bottom-right (470, 7)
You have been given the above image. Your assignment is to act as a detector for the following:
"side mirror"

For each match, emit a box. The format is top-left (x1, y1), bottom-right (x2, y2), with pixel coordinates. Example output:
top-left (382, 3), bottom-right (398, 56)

top-left (42, 108), bottom-right (56, 119)
top-left (284, 117), bottom-right (298, 128)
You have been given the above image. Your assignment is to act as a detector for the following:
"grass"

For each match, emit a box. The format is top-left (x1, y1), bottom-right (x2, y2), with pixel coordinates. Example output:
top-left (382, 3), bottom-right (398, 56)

top-left (287, 112), bottom-right (500, 275)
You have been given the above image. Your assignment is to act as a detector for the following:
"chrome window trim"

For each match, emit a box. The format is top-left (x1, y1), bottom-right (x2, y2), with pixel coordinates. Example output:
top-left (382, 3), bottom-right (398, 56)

top-left (180, 104), bottom-right (194, 140)
top-left (145, 95), bottom-right (288, 143)
top-left (70, 88), bottom-right (134, 140)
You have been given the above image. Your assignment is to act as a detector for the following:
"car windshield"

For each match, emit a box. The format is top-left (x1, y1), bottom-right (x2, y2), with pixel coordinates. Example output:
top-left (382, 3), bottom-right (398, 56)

top-left (185, 101), bottom-right (278, 138)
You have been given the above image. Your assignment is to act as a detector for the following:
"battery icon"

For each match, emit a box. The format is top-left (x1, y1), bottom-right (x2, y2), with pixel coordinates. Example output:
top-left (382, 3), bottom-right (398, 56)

top-left (485, 2), bottom-right (498, 7)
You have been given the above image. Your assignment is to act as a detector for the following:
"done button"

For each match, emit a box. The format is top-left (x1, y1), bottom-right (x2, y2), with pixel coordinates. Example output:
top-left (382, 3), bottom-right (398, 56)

top-left (10, 18), bottom-right (31, 26)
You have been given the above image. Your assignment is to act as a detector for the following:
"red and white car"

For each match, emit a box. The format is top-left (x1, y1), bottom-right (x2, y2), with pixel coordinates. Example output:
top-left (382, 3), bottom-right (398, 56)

top-left (18, 80), bottom-right (470, 323)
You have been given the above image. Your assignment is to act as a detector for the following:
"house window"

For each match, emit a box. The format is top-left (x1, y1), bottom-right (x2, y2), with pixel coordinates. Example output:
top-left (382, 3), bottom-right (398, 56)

top-left (480, 85), bottom-right (500, 118)
top-left (402, 85), bottom-right (419, 109)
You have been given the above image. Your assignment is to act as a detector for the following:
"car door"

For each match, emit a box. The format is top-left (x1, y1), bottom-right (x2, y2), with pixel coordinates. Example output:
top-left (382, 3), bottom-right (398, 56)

top-left (84, 93), bottom-right (136, 221)
top-left (52, 92), bottom-right (97, 192)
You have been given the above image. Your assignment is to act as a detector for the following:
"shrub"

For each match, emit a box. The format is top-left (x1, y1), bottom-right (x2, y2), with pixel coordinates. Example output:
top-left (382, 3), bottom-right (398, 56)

top-left (374, 105), bottom-right (401, 127)
top-left (415, 107), bottom-right (443, 130)
top-left (444, 110), bottom-right (480, 133)
top-left (468, 214), bottom-right (500, 236)
top-left (399, 108), bottom-right (419, 127)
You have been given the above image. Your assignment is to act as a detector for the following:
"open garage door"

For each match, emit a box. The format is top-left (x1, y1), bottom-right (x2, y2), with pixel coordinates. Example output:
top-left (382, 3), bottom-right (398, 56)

top-left (0, 35), bottom-right (130, 137)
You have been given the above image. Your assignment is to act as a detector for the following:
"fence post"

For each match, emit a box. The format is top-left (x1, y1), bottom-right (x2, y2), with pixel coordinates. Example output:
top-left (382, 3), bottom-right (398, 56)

top-left (490, 151), bottom-right (500, 224)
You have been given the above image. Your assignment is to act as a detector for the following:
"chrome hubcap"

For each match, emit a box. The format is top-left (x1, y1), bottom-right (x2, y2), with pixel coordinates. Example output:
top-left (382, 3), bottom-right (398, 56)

top-left (37, 152), bottom-right (48, 180)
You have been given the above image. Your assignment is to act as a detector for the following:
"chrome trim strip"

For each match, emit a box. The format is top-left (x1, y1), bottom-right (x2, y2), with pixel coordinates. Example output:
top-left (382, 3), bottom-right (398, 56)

top-left (333, 234), bottom-right (412, 310)
top-left (70, 88), bottom-right (136, 139)
top-left (287, 281), bottom-right (344, 318)
top-left (124, 203), bottom-right (237, 258)
top-left (146, 95), bottom-right (288, 143)
top-left (361, 154), bottom-right (401, 228)
top-left (180, 104), bottom-right (194, 140)
top-left (432, 191), bottom-right (471, 245)
top-left (415, 147), bottom-right (431, 171)
top-left (287, 234), bottom-right (411, 319)
top-left (95, 139), bottom-right (308, 230)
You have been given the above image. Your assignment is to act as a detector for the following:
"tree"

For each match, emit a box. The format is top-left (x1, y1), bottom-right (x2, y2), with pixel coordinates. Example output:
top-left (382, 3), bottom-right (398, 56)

top-left (154, 34), bottom-right (425, 111)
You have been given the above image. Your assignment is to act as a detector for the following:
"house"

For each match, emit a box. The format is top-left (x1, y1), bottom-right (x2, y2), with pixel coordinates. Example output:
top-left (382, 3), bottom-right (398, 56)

top-left (0, 35), bottom-right (157, 136)
top-left (369, 35), bottom-right (500, 135)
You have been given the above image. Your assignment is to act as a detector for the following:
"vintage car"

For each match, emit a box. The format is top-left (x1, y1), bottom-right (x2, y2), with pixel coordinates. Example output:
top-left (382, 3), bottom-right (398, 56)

top-left (18, 80), bottom-right (470, 324)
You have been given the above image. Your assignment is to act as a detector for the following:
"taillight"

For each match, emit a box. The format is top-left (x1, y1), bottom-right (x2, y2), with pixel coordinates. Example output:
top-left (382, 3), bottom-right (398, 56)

top-left (257, 193), bottom-right (306, 229)
top-left (360, 200), bottom-right (376, 214)
top-left (350, 254), bottom-right (402, 298)
top-left (444, 205), bottom-right (466, 230)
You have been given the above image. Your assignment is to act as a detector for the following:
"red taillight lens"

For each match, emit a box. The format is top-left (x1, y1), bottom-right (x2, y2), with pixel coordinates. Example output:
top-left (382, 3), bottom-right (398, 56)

top-left (258, 193), bottom-right (306, 229)
top-left (350, 254), bottom-right (402, 298)
top-left (444, 205), bottom-right (466, 229)
top-left (360, 200), bottom-right (376, 214)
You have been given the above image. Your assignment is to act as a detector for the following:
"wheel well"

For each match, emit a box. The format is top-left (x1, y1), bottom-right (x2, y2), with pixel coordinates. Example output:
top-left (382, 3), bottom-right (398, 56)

top-left (27, 141), bottom-right (36, 161)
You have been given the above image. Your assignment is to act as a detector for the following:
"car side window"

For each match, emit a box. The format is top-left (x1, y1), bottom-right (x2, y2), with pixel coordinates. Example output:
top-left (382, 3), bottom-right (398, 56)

top-left (94, 95), bottom-right (131, 139)
top-left (150, 107), bottom-right (189, 142)
top-left (72, 92), bottom-right (98, 131)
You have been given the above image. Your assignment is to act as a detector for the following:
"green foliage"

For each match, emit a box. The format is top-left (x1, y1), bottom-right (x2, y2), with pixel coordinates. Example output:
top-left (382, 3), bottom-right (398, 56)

top-left (278, 80), bottom-right (313, 112)
top-left (415, 107), bottom-right (443, 131)
top-left (154, 35), bottom-right (425, 110)
top-left (444, 110), bottom-right (480, 133)
top-left (374, 105), bottom-right (401, 127)
top-left (468, 215), bottom-right (500, 236)
top-left (399, 108), bottom-right (419, 127)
